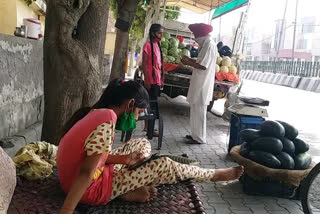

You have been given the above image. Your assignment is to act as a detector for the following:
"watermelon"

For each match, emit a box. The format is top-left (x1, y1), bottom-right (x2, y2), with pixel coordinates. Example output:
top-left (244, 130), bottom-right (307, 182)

top-left (280, 137), bottom-right (295, 156)
top-left (251, 137), bottom-right (283, 154)
top-left (260, 120), bottom-right (285, 138)
top-left (160, 41), bottom-right (169, 49)
top-left (162, 48), bottom-right (168, 55)
top-left (293, 138), bottom-right (309, 154)
top-left (248, 151), bottom-right (281, 168)
top-left (163, 32), bottom-right (171, 40)
top-left (169, 38), bottom-right (179, 49)
top-left (167, 56), bottom-right (176, 63)
top-left (276, 121), bottom-right (299, 140)
top-left (168, 48), bottom-right (179, 58)
top-left (276, 152), bottom-right (295, 170)
top-left (240, 129), bottom-right (261, 143)
top-left (182, 49), bottom-right (190, 57)
top-left (240, 141), bottom-right (251, 158)
top-left (294, 153), bottom-right (312, 170)
top-left (175, 58), bottom-right (181, 64)
top-left (178, 43), bottom-right (185, 49)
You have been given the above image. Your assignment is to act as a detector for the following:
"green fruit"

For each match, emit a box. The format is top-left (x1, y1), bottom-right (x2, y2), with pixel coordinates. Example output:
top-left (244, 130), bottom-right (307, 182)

top-left (251, 137), bottom-right (283, 154)
top-left (261, 120), bottom-right (285, 138)
top-left (240, 129), bottom-right (261, 143)
top-left (276, 152), bottom-right (295, 170)
top-left (248, 151), bottom-right (281, 168)
top-left (293, 138), bottom-right (309, 154)
top-left (276, 121), bottom-right (299, 140)
top-left (279, 137), bottom-right (295, 156)
top-left (294, 153), bottom-right (312, 170)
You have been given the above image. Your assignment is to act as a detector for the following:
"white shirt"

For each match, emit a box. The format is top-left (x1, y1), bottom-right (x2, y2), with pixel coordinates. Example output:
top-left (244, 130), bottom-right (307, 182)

top-left (187, 36), bottom-right (218, 105)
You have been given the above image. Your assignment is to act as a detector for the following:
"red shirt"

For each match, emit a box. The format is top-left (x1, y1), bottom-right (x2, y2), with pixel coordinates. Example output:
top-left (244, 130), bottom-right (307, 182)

top-left (57, 109), bottom-right (117, 206)
top-left (143, 41), bottom-right (162, 85)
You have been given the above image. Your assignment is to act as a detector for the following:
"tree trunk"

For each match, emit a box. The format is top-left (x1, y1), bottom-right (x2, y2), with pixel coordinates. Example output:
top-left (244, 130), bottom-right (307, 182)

top-left (41, 0), bottom-right (110, 145)
top-left (109, 0), bottom-right (140, 82)
top-left (109, 29), bottom-right (129, 80)
top-left (128, 38), bottom-right (137, 76)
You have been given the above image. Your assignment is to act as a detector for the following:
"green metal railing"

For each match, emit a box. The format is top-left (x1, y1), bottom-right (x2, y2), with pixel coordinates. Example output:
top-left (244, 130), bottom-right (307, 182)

top-left (241, 61), bottom-right (320, 78)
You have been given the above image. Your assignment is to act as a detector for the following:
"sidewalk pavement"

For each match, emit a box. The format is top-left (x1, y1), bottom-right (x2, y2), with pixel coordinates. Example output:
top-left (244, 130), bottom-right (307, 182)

top-left (112, 95), bottom-right (306, 214)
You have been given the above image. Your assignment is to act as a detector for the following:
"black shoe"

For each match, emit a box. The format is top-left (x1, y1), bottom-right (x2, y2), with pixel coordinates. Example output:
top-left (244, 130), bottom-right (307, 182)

top-left (185, 135), bottom-right (193, 140)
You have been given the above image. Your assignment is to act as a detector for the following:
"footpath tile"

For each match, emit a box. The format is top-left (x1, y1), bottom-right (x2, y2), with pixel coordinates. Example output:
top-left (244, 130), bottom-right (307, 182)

top-left (130, 97), bottom-right (314, 214)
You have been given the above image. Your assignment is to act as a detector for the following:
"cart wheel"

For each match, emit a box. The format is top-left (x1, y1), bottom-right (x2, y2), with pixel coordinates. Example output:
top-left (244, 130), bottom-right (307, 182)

top-left (301, 162), bottom-right (320, 214)
top-left (207, 100), bottom-right (214, 112)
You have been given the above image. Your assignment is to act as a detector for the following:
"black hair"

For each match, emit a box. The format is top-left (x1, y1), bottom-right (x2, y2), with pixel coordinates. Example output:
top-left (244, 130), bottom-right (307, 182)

top-left (62, 78), bottom-right (149, 136)
top-left (149, 24), bottom-right (164, 81)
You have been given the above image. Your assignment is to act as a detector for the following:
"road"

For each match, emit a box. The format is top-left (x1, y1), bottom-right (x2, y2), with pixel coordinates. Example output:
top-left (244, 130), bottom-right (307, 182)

top-left (213, 79), bottom-right (320, 163)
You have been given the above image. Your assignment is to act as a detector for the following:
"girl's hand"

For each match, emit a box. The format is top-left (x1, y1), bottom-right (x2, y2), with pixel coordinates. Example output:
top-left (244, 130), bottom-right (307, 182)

top-left (127, 151), bottom-right (148, 169)
top-left (59, 207), bottom-right (74, 214)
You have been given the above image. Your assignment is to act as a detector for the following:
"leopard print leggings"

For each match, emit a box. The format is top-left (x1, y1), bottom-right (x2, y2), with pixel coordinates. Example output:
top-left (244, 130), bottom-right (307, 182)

top-left (109, 138), bottom-right (215, 199)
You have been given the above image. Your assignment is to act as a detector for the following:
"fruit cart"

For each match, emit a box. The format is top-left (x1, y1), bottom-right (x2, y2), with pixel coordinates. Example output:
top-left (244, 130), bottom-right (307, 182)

top-left (134, 62), bottom-right (240, 111)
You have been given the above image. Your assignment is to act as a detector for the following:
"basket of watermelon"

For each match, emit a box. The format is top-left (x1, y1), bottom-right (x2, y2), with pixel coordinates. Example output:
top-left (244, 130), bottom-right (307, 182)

top-left (230, 120), bottom-right (314, 199)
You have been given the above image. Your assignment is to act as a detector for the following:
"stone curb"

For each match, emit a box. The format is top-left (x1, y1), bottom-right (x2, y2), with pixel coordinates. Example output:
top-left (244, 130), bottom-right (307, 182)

top-left (1, 122), bottom-right (42, 158)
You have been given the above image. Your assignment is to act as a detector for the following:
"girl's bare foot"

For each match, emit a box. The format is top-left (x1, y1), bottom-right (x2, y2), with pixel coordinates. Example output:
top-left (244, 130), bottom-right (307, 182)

top-left (119, 186), bottom-right (158, 202)
top-left (211, 166), bottom-right (244, 182)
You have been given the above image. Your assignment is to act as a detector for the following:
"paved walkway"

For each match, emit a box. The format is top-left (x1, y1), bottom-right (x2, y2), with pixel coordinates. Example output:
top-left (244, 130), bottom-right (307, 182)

top-left (112, 95), bottom-right (305, 214)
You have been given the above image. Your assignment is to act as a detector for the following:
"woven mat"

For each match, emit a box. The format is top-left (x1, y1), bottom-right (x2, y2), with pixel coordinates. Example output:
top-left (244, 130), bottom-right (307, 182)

top-left (8, 169), bottom-right (206, 214)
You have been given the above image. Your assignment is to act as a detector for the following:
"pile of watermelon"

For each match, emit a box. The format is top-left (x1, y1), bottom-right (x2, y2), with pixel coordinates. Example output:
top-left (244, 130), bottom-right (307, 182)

top-left (240, 120), bottom-right (312, 170)
top-left (160, 32), bottom-right (191, 64)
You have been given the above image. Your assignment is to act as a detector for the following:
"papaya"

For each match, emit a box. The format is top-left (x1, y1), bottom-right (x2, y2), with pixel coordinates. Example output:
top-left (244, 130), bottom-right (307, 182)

top-left (261, 120), bottom-right (285, 138)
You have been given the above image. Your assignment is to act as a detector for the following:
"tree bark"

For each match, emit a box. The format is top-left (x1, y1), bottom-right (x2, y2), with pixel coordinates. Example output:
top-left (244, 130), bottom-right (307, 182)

top-left (109, 0), bottom-right (140, 82)
top-left (41, 0), bottom-right (110, 145)
top-left (109, 29), bottom-right (129, 80)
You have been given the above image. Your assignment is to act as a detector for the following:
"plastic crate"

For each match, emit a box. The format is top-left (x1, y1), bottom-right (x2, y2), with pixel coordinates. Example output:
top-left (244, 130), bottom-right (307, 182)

top-left (228, 114), bottom-right (265, 152)
top-left (240, 174), bottom-right (300, 199)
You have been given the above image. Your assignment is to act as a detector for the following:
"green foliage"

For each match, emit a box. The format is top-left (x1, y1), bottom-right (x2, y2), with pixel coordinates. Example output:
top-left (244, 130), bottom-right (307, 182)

top-left (110, 0), bottom-right (118, 20)
top-left (111, 0), bottom-right (181, 53)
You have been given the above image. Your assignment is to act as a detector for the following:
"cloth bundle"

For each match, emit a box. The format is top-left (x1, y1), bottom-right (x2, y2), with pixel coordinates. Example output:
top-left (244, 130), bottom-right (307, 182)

top-left (13, 141), bottom-right (58, 180)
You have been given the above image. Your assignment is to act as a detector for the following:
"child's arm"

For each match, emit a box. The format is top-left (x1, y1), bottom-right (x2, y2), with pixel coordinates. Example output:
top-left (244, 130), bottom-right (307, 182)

top-left (106, 152), bottom-right (147, 168)
top-left (59, 154), bottom-right (101, 214)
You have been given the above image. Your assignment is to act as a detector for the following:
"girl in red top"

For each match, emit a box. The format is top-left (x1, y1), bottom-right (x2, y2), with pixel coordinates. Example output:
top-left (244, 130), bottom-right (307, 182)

top-left (142, 24), bottom-right (164, 135)
top-left (58, 79), bottom-right (244, 214)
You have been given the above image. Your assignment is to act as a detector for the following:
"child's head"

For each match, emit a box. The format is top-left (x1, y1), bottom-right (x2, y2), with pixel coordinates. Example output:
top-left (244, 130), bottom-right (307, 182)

top-left (94, 78), bottom-right (149, 119)
top-left (149, 24), bottom-right (163, 42)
